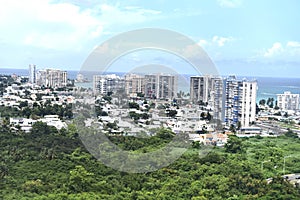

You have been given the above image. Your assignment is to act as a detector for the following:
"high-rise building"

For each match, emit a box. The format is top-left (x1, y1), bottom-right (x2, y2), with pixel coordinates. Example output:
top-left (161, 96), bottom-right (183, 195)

top-left (209, 77), bottom-right (223, 121)
top-left (144, 74), bottom-right (177, 99)
top-left (190, 76), bottom-right (224, 103)
top-left (93, 76), bottom-right (107, 94)
top-left (190, 76), bottom-right (210, 103)
top-left (124, 74), bottom-right (145, 96)
top-left (29, 64), bottom-right (36, 84)
top-left (222, 75), bottom-right (257, 128)
top-left (240, 80), bottom-right (257, 127)
top-left (36, 69), bottom-right (67, 88)
top-left (277, 91), bottom-right (299, 111)
top-left (93, 74), bottom-right (123, 94)
top-left (190, 75), bottom-right (223, 121)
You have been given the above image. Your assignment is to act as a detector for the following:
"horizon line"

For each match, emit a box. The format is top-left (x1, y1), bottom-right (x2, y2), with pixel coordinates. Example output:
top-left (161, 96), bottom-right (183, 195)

top-left (1, 67), bottom-right (300, 79)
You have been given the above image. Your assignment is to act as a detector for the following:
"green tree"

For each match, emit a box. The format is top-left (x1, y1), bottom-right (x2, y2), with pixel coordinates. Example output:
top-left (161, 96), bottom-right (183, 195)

top-left (267, 98), bottom-right (274, 108)
top-left (22, 179), bottom-right (44, 193)
top-left (129, 102), bottom-right (140, 109)
top-left (22, 107), bottom-right (32, 118)
top-left (259, 99), bottom-right (266, 106)
top-left (206, 112), bottom-right (212, 121)
top-left (167, 110), bottom-right (177, 118)
top-left (156, 128), bottom-right (175, 140)
top-left (229, 124), bottom-right (236, 133)
top-left (225, 135), bottom-right (244, 153)
top-left (31, 121), bottom-right (56, 135)
top-left (285, 129), bottom-right (298, 138)
top-left (68, 165), bottom-right (95, 193)
top-left (19, 101), bottom-right (28, 108)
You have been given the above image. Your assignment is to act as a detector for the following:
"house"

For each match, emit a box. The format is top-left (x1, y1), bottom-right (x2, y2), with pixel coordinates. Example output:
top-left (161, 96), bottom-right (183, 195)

top-left (40, 115), bottom-right (67, 130)
top-left (10, 118), bottom-right (36, 133)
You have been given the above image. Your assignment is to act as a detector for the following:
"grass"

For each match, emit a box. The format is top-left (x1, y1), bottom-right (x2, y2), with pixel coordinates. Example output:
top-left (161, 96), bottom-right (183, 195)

top-left (244, 136), bottom-right (300, 177)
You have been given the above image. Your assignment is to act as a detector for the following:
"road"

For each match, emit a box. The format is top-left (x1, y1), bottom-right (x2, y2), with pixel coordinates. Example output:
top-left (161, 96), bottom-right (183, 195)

top-left (256, 121), bottom-right (287, 135)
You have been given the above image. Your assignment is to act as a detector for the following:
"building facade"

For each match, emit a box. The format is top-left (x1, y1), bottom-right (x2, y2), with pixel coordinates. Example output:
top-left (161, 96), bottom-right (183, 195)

top-left (29, 64), bottom-right (36, 84)
top-left (190, 75), bottom-right (223, 121)
top-left (144, 74), bottom-right (177, 99)
top-left (36, 69), bottom-right (67, 88)
top-left (124, 74), bottom-right (145, 96)
top-left (240, 80), bottom-right (257, 127)
top-left (190, 76), bottom-right (211, 103)
top-left (93, 74), bottom-right (123, 94)
top-left (277, 91), bottom-right (299, 111)
top-left (209, 77), bottom-right (223, 121)
top-left (222, 75), bottom-right (257, 128)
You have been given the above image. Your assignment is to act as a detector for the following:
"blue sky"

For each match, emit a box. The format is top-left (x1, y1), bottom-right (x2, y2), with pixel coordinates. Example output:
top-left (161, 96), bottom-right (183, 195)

top-left (0, 0), bottom-right (300, 77)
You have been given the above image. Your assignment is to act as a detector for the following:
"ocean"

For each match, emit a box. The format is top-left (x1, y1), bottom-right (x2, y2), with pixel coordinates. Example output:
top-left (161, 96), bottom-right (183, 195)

top-left (1, 68), bottom-right (300, 102)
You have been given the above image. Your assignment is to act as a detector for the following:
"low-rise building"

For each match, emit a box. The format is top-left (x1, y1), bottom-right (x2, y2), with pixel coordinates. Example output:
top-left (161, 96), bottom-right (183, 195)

top-left (10, 115), bottom-right (67, 132)
top-left (277, 91), bottom-right (299, 111)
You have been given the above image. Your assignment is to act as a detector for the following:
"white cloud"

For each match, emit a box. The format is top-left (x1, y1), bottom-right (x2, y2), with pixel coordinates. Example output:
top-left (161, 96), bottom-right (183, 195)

top-left (260, 41), bottom-right (300, 60)
top-left (0, 0), bottom-right (103, 50)
top-left (0, 0), bottom-right (162, 51)
top-left (263, 42), bottom-right (283, 57)
top-left (212, 36), bottom-right (234, 47)
top-left (287, 41), bottom-right (300, 48)
top-left (197, 36), bottom-right (234, 49)
top-left (217, 0), bottom-right (242, 8)
top-left (198, 39), bottom-right (208, 47)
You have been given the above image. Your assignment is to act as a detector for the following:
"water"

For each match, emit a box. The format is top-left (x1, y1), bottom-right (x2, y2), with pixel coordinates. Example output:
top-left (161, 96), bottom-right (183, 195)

top-left (256, 77), bottom-right (300, 101)
top-left (1, 68), bottom-right (300, 102)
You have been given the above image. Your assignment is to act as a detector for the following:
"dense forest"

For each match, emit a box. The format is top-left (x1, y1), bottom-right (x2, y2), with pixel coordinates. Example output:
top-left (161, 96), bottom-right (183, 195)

top-left (1, 122), bottom-right (300, 199)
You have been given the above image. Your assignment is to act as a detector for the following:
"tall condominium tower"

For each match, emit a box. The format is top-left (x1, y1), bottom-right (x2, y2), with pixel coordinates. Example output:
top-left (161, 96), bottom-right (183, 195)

top-left (29, 64), bottom-right (36, 84)
top-left (124, 74), bottom-right (145, 97)
top-left (222, 75), bottom-right (257, 128)
top-left (93, 74), bottom-right (123, 94)
top-left (190, 76), bottom-right (211, 103)
top-left (144, 74), bottom-right (177, 100)
top-left (36, 69), bottom-right (67, 88)
top-left (190, 75), bottom-right (223, 121)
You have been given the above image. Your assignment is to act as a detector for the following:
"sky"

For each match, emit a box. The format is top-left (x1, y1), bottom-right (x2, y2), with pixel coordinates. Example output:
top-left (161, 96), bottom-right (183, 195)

top-left (0, 0), bottom-right (300, 77)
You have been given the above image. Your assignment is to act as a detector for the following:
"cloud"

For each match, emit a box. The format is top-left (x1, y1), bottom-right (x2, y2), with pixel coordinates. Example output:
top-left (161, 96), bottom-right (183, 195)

top-left (197, 36), bottom-right (235, 49)
top-left (287, 41), bottom-right (300, 48)
top-left (262, 41), bottom-right (300, 58)
top-left (0, 0), bottom-right (162, 51)
top-left (0, 0), bottom-right (103, 50)
top-left (217, 0), bottom-right (242, 8)
top-left (198, 39), bottom-right (208, 47)
top-left (212, 36), bottom-right (234, 47)
top-left (263, 42), bottom-right (283, 57)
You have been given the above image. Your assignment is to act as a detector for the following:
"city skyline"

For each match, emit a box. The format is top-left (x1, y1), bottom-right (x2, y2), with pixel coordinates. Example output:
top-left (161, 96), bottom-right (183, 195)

top-left (1, 0), bottom-right (300, 77)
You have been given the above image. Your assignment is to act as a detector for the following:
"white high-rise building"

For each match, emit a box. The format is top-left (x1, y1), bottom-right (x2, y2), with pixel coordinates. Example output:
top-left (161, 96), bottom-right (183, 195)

top-left (222, 76), bottom-right (257, 128)
top-left (240, 81), bottom-right (257, 127)
top-left (36, 69), bottom-right (67, 88)
top-left (144, 74), bottom-right (177, 99)
top-left (93, 74), bottom-right (123, 94)
top-left (124, 74), bottom-right (145, 96)
top-left (29, 64), bottom-right (36, 84)
top-left (93, 75), bottom-right (107, 94)
top-left (277, 91), bottom-right (299, 111)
